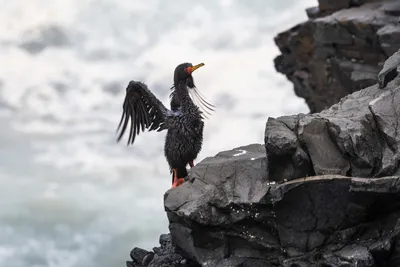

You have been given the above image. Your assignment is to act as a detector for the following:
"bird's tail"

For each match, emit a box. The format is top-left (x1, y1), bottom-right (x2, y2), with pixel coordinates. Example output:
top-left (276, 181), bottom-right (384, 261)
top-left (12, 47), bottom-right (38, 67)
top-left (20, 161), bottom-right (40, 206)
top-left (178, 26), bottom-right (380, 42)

top-left (171, 167), bottom-right (188, 184)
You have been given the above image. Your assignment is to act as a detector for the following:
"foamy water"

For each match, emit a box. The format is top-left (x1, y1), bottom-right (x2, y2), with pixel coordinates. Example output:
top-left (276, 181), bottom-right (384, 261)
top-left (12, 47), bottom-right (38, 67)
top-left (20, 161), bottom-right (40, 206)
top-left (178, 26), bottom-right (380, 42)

top-left (0, 1), bottom-right (313, 266)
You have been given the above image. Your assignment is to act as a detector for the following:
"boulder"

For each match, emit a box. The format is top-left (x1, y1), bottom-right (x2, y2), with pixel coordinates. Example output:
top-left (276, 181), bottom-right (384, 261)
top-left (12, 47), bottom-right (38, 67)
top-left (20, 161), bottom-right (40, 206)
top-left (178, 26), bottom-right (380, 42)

top-left (165, 173), bottom-right (400, 266)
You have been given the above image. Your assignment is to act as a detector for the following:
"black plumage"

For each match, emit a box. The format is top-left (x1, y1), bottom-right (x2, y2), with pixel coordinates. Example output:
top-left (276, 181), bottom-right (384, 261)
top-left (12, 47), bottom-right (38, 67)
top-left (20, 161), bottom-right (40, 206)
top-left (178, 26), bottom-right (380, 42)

top-left (116, 62), bottom-right (214, 188)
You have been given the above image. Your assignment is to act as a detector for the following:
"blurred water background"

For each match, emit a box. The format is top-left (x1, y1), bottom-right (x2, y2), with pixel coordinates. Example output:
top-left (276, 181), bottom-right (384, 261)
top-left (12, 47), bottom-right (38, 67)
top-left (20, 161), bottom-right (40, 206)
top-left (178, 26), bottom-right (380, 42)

top-left (0, 1), bottom-right (314, 266)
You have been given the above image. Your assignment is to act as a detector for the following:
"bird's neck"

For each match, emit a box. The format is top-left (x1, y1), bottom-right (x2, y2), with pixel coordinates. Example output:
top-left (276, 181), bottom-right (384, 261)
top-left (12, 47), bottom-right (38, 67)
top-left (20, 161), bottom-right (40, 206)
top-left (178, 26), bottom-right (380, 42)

top-left (173, 82), bottom-right (196, 111)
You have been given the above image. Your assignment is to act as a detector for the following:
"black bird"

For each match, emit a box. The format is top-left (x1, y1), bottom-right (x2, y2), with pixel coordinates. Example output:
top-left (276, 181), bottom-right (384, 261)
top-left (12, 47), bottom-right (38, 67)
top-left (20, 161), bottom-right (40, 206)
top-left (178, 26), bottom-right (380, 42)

top-left (116, 63), bottom-right (214, 188)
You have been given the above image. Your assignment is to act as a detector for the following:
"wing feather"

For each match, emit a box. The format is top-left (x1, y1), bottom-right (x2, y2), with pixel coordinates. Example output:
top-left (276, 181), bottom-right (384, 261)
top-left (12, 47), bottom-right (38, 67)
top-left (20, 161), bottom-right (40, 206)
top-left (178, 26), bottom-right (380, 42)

top-left (116, 81), bottom-right (169, 145)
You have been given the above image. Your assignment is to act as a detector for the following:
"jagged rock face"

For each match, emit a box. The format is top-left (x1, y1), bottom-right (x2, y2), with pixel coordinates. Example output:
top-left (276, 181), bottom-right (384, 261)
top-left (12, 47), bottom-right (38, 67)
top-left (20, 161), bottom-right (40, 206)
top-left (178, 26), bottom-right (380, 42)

top-left (163, 53), bottom-right (400, 266)
top-left (266, 78), bottom-right (400, 182)
top-left (274, 0), bottom-right (400, 113)
top-left (165, 172), bottom-right (400, 266)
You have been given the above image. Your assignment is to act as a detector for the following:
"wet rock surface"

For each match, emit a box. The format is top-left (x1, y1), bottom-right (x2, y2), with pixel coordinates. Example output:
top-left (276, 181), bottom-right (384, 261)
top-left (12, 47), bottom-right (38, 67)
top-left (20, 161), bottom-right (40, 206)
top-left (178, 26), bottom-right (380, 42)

top-left (274, 0), bottom-right (400, 113)
top-left (165, 171), bottom-right (400, 266)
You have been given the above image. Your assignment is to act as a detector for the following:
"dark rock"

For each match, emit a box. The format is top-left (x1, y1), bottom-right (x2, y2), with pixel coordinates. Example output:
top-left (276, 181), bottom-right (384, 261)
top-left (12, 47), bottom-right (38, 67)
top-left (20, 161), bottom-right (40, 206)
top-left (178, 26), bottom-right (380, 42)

top-left (126, 233), bottom-right (200, 267)
top-left (142, 252), bottom-right (154, 266)
top-left (377, 24), bottom-right (400, 57)
top-left (166, 173), bottom-right (400, 266)
top-left (266, 72), bottom-right (399, 180)
top-left (274, 0), bottom-right (399, 113)
top-left (330, 59), bottom-right (380, 93)
top-left (265, 116), bottom-right (313, 182)
top-left (381, 1), bottom-right (400, 16)
top-left (159, 233), bottom-right (171, 247)
top-left (306, 6), bottom-right (323, 19)
top-left (378, 48), bottom-right (400, 89)
top-left (130, 248), bottom-right (148, 265)
top-left (318, 0), bottom-right (351, 12)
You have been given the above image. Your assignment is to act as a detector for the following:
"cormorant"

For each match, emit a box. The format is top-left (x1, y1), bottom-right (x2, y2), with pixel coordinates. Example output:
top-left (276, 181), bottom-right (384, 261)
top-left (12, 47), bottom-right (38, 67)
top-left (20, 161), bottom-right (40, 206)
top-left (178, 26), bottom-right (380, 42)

top-left (116, 63), bottom-right (214, 188)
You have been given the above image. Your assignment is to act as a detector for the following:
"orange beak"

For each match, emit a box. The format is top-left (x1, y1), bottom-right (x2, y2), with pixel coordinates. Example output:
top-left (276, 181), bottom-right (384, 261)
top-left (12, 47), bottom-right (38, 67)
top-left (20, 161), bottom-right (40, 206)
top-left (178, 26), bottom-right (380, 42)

top-left (187, 63), bottom-right (205, 74)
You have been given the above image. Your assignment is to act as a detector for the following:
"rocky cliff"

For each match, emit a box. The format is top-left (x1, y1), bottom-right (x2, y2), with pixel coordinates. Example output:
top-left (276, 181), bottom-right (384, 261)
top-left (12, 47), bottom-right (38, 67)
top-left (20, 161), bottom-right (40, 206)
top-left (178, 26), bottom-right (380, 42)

top-left (274, 0), bottom-right (400, 113)
top-left (125, 2), bottom-right (400, 267)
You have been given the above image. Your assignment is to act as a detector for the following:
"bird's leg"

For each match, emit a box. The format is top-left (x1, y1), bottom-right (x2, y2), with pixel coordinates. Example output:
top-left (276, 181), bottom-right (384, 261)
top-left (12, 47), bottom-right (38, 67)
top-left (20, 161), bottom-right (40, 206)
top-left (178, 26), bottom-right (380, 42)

top-left (172, 169), bottom-right (179, 188)
top-left (189, 160), bottom-right (194, 168)
top-left (172, 169), bottom-right (185, 188)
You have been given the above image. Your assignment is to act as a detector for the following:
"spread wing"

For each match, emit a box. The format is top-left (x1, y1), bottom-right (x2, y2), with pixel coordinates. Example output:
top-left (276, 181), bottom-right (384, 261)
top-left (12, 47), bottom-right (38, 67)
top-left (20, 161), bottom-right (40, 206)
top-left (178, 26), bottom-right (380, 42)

top-left (116, 81), bottom-right (169, 145)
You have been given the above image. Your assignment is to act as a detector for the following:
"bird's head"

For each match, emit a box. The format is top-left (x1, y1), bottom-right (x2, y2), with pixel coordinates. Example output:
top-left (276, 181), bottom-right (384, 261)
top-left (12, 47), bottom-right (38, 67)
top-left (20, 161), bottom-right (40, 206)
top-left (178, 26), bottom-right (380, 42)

top-left (173, 62), bottom-right (205, 88)
top-left (171, 62), bottom-right (215, 117)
